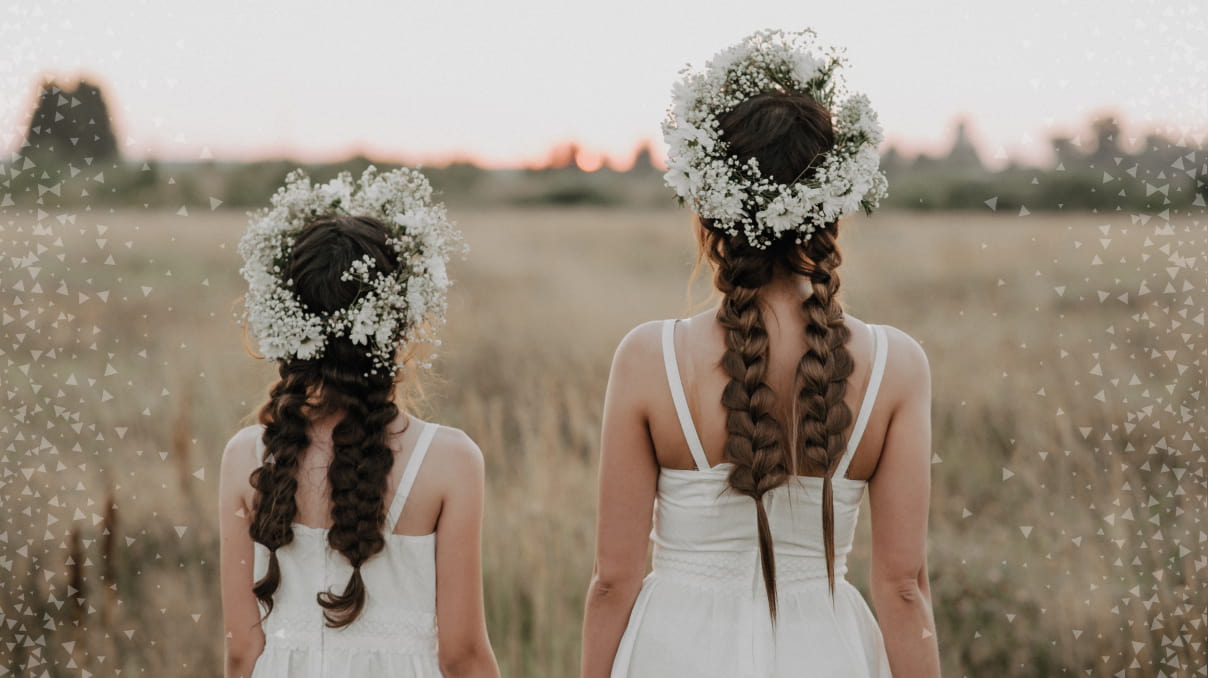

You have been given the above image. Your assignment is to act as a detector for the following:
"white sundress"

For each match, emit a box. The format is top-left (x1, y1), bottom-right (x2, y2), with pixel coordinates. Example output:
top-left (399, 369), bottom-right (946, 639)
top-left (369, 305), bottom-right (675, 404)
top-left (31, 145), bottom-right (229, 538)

top-left (611, 319), bottom-right (894, 678)
top-left (250, 421), bottom-right (443, 678)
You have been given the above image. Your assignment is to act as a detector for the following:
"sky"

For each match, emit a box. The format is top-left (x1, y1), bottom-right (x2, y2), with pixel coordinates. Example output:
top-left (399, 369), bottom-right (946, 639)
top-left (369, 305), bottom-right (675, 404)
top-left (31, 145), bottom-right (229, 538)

top-left (2, 0), bottom-right (1205, 169)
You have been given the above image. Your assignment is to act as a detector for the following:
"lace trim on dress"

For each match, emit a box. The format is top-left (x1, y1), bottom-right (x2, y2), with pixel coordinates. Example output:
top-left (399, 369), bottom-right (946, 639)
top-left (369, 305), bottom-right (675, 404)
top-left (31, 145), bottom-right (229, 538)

top-left (261, 607), bottom-right (437, 652)
top-left (652, 548), bottom-right (848, 592)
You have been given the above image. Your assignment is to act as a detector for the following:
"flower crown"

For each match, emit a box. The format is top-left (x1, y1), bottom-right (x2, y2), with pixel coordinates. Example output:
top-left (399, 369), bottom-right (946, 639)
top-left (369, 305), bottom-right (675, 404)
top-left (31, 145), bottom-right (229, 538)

top-left (662, 28), bottom-right (889, 249)
top-left (236, 165), bottom-right (466, 376)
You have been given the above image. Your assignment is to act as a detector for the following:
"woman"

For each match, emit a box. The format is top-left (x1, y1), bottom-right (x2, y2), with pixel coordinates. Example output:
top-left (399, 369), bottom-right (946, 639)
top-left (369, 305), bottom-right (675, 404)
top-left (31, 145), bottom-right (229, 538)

top-left (218, 167), bottom-right (499, 678)
top-left (581, 30), bottom-right (941, 677)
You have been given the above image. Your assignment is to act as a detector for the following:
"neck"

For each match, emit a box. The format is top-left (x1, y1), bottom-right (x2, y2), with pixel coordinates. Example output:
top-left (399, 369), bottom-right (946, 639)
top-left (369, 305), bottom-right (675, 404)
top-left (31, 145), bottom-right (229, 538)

top-left (733, 271), bottom-right (816, 334)
top-left (300, 385), bottom-right (344, 435)
top-left (759, 271), bottom-right (813, 307)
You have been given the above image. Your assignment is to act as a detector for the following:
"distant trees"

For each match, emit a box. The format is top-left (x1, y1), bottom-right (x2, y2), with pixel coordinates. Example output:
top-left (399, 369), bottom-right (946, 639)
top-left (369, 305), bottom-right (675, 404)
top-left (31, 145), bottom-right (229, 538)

top-left (5, 77), bottom-right (123, 206)
top-left (878, 115), bottom-right (1206, 212)
top-left (3, 77), bottom-right (1202, 214)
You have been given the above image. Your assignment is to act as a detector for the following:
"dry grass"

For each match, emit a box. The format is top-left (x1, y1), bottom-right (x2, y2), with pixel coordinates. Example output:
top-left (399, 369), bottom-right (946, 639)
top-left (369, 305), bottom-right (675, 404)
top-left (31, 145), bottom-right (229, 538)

top-left (0, 205), bottom-right (1201, 677)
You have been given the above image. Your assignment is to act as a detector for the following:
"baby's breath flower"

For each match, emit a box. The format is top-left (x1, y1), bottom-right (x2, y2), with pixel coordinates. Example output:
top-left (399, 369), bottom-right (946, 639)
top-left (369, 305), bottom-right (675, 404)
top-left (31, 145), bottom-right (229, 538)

top-left (663, 28), bottom-right (889, 249)
top-left (237, 165), bottom-right (467, 376)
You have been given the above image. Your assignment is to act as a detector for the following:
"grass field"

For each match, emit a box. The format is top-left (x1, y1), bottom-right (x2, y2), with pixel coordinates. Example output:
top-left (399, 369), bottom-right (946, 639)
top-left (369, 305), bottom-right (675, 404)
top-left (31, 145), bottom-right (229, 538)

top-left (0, 205), bottom-right (1203, 677)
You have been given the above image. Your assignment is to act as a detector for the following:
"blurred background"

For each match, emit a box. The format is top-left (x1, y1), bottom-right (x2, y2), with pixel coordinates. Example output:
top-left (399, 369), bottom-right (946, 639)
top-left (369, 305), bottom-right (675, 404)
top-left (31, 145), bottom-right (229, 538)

top-left (0, 1), bottom-right (1205, 676)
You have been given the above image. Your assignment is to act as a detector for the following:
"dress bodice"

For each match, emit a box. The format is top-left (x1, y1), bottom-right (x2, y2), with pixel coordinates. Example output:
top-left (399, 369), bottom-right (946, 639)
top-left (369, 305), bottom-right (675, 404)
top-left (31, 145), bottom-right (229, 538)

top-left (250, 422), bottom-right (443, 677)
top-left (651, 467), bottom-right (868, 584)
top-left (648, 319), bottom-right (889, 589)
top-left (608, 320), bottom-right (895, 678)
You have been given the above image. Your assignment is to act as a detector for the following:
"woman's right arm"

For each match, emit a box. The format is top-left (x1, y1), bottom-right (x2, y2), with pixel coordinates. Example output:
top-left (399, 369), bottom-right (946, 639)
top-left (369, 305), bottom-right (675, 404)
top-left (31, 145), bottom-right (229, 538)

top-left (867, 331), bottom-right (942, 677)
top-left (580, 323), bottom-right (661, 678)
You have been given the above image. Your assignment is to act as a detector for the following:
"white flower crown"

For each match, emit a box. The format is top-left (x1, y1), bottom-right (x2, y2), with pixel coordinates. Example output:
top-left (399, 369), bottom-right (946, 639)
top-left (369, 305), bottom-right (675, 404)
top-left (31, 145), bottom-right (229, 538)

top-left (236, 165), bottom-right (466, 376)
top-left (662, 28), bottom-right (889, 249)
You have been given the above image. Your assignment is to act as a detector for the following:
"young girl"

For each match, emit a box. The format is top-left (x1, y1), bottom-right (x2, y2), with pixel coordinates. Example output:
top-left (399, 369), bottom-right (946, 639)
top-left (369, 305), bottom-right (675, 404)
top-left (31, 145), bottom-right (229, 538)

top-left (581, 30), bottom-right (942, 677)
top-left (219, 167), bottom-right (499, 678)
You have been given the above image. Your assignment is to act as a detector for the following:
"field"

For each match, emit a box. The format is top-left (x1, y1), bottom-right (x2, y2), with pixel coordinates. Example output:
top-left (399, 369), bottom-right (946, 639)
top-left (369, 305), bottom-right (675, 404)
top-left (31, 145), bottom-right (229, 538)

top-left (0, 205), bottom-right (1203, 677)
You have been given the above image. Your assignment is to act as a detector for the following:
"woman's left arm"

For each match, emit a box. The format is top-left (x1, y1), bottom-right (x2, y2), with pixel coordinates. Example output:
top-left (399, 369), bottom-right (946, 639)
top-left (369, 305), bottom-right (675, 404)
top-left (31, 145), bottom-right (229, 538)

top-left (433, 429), bottom-right (500, 678)
top-left (219, 427), bottom-right (266, 678)
top-left (580, 322), bottom-right (662, 678)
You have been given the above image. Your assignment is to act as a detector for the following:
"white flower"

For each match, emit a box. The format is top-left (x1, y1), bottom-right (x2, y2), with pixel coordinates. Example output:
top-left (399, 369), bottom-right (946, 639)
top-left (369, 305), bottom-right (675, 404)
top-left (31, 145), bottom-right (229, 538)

top-left (662, 28), bottom-right (889, 249)
top-left (237, 165), bottom-right (465, 376)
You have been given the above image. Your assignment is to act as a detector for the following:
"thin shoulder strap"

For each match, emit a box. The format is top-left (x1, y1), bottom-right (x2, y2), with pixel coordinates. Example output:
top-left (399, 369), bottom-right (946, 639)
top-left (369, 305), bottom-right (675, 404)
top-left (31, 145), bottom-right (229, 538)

top-left (835, 324), bottom-right (890, 480)
top-left (385, 421), bottom-right (439, 529)
top-left (662, 319), bottom-right (712, 471)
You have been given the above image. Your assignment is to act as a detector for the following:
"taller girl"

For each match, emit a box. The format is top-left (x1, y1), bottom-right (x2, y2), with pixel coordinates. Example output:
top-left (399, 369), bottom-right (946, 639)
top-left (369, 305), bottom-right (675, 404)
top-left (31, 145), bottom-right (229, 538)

top-left (582, 29), bottom-right (941, 677)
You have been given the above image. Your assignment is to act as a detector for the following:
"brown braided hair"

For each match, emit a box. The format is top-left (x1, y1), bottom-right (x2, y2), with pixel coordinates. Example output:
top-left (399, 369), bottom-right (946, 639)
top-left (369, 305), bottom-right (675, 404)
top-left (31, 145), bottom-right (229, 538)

top-left (698, 91), bottom-right (856, 620)
top-left (247, 215), bottom-right (406, 628)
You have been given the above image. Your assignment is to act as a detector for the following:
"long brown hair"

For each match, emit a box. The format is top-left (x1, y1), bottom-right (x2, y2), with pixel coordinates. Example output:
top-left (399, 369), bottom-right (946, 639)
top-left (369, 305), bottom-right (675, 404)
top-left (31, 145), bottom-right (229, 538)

top-left (699, 91), bottom-right (856, 620)
top-left (247, 215), bottom-right (407, 628)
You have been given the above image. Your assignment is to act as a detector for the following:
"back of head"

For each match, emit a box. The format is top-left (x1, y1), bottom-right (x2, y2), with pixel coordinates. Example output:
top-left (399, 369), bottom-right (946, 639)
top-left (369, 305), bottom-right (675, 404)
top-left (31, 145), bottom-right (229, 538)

top-left (700, 90), bottom-right (840, 288)
top-left (718, 91), bottom-right (835, 186)
top-left (290, 214), bottom-right (401, 379)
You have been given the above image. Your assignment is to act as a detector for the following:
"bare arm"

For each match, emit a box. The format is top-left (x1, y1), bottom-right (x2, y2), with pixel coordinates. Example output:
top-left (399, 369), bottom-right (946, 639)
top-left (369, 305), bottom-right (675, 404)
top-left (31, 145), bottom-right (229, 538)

top-left (219, 426), bottom-right (266, 678)
top-left (580, 323), bottom-right (661, 678)
top-left (867, 332), bottom-right (941, 676)
top-left (434, 430), bottom-right (500, 678)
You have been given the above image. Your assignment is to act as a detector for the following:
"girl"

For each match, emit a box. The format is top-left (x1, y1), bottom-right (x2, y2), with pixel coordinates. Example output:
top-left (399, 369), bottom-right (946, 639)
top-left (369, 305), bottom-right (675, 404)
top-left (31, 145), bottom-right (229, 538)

top-left (219, 167), bottom-right (499, 678)
top-left (582, 30), bottom-right (942, 677)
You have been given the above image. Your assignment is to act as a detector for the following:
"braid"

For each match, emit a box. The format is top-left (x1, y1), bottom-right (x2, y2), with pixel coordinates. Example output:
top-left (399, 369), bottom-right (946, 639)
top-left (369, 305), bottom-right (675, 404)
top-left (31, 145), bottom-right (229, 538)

top-left (248, 362), bottom-right (313, 619)
top-left (314, 357), bottom-right (400, 628)
top-left (792, 229), bottom-right (855, 599)
top-left (712, 233), bottom-right (790, 620)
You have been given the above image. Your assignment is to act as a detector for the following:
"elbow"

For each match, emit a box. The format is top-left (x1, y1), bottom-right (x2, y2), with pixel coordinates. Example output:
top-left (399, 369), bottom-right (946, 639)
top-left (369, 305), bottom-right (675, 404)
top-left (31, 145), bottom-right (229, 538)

top-left (872, 571), bottom-right (927, 606)
top-left (439, 641), bottom-right (496, 678)
top-left (891, 578), bottom-right (924, 603)
top-left (225, 650), bottom-right (260, 678)
top-left (224, 636), bottom-right (264, 677)
top-left (587, 569), bottom-right (642, 602)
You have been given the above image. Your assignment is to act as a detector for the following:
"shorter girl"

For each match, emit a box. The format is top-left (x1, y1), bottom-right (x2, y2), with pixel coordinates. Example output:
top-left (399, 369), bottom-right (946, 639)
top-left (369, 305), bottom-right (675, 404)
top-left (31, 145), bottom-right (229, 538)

top-left (218, 167), bottom-right (499, 678)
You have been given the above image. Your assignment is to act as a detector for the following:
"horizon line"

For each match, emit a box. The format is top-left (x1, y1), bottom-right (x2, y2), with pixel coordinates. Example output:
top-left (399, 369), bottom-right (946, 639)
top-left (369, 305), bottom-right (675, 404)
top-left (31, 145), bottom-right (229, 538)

top-left (7, 73), bottom-right (1207, 173)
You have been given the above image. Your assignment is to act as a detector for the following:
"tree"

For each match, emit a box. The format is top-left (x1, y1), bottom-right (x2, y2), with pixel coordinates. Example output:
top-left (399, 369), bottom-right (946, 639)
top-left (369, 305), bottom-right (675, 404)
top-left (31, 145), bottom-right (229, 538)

top-left (20, 77), bottom-right (120, 167)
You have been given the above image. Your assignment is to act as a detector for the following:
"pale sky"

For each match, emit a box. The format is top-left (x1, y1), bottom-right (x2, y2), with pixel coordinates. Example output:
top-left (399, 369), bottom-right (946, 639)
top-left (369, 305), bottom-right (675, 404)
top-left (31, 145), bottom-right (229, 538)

top-left (2, 0), bottom-right (1205, 169)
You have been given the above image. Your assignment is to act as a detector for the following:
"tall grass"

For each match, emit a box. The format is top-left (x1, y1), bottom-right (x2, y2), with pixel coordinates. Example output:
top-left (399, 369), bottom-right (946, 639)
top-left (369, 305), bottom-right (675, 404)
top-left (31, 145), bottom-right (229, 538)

top-left (0, 206), bottom-right (1201, 677)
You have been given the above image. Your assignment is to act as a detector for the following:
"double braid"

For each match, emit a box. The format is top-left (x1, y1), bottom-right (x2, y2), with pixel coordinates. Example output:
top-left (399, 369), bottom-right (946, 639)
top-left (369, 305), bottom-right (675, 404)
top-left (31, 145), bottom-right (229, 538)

top-left (702, 224), bottom-right (856, 621)
top-left (315, 357), bottom-right (400, 628)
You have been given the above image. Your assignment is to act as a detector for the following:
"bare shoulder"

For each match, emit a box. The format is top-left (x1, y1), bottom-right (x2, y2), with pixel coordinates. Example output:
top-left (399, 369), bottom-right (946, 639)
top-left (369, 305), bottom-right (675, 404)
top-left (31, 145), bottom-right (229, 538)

top-left (612, 319), bottom-right (665, 370)
top-left (221, 423), bottom-right (264, 475)
top-left (606, 319), bottom-right (666, 411)
top-left (219, 424), bottom-right (265, 507)
top-left (876, 323), bottom-right (931, 406)
top-left (421, 422), bottom-right (485, 489)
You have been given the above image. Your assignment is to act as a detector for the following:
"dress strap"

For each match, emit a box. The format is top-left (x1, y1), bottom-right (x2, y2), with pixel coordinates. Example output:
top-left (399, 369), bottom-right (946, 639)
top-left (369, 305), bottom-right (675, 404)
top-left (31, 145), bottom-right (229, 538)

top-left (834, 324), bottom-right (889, 480)
top-left (662, 319), bottom-right (712, 471)
top-left (385, 421), bottom-right (439, 529)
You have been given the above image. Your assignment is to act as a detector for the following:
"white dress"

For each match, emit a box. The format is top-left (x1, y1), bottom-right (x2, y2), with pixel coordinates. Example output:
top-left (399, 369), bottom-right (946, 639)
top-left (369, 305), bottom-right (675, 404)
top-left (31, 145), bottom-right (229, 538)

top-left (250, 421), bottom-right (443, 678)
top-left (611, 319), bottom-right (894, 678)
